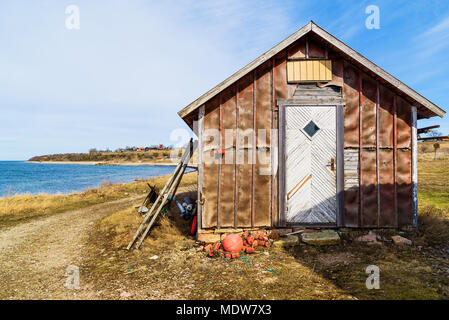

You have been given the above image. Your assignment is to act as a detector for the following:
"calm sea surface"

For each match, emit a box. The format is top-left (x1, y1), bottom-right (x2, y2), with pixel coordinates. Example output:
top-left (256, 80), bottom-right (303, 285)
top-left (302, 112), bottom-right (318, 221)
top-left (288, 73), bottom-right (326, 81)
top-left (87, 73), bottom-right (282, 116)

top-left (0, 161), bottom-right (179, 197)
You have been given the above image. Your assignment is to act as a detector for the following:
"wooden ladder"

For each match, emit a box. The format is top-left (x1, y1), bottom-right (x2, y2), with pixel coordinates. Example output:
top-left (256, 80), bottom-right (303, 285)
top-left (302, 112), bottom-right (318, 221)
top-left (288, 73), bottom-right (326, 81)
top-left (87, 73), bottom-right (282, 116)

top-left (126, 138), bottom-right (197, 250)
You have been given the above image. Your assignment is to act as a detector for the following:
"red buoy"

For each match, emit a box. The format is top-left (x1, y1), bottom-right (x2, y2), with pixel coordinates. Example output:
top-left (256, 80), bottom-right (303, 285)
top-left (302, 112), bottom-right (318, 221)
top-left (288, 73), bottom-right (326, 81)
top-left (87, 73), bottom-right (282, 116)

top-left (222, 233), bottom-right (243, 252)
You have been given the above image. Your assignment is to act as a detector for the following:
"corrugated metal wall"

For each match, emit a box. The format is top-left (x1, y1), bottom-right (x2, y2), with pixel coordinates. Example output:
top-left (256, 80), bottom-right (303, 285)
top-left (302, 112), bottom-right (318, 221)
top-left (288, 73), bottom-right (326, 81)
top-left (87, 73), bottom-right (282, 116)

top-left (200, 35), bottom-right (414, 230)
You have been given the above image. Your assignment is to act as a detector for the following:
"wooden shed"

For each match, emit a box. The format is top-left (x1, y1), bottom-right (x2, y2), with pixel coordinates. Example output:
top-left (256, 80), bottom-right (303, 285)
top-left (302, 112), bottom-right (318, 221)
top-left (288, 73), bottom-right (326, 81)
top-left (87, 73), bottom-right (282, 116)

top-left (178, 21), bottom-right (445, 238)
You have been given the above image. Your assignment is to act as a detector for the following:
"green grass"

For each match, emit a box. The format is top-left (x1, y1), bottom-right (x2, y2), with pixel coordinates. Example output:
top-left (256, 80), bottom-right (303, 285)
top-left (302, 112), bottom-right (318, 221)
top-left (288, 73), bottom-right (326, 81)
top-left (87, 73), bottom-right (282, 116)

top-left (418, 157), bottom-right (449, 211)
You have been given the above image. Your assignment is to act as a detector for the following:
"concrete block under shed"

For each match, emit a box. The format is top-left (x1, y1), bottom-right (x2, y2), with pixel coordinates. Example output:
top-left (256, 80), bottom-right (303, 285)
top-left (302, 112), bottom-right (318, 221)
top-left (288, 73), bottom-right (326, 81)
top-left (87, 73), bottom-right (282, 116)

top-left (273, 235), bottom-right (300, 248)
top-left (301, 230), bottom-right (340, 245)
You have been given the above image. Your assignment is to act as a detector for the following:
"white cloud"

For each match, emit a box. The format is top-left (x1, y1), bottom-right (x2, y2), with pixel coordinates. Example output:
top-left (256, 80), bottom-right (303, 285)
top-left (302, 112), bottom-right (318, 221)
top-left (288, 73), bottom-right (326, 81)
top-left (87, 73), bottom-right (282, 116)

top-left (415, 15), bottom-right (449, 57)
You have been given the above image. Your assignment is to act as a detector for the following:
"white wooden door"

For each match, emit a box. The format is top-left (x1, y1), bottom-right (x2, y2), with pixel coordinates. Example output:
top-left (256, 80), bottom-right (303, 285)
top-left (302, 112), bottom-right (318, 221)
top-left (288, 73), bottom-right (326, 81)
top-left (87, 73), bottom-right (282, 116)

top-left (285, 106), bottom-right (337, 224)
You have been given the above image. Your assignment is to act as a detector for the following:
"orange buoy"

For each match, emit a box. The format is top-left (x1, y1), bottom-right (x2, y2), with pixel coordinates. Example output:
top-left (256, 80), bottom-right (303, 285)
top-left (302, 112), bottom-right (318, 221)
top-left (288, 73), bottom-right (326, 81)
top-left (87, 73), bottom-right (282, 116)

top-left (222, 233), bottom-right (244, 253)
top-left (245, 247), bottom-right (255, 254)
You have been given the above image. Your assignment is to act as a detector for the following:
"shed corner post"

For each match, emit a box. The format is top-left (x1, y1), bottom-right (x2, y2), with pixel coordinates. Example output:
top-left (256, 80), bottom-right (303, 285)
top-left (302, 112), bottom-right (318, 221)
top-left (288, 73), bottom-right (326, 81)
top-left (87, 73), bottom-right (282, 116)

top-left (411, 106), bottom-right (418, 228)
top-left (197, 105), bottom-right (205, 233)
top-left (336, 104), bottom-right (345, 227)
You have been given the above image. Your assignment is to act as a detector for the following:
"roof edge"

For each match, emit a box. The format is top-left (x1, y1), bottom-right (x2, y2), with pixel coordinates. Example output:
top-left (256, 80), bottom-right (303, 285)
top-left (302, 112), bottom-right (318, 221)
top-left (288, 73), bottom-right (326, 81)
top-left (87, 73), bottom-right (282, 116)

top-left (177, 21), bottom-right (313, 118)
top-left (309, 23), bottom-right (445, 118)
top-left (178, 21), bottom-right (445, 120)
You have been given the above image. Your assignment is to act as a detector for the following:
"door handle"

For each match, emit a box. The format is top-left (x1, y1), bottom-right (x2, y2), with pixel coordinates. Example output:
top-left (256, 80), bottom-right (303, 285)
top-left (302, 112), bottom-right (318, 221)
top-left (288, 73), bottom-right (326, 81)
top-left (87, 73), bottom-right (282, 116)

top-left (326, 158), bottom-right (335, 172)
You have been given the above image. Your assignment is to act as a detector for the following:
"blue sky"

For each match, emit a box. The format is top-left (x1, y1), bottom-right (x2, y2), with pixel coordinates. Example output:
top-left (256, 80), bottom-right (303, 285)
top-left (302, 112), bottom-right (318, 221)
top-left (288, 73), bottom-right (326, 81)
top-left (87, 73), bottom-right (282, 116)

top-left (1, 0), bottom-right (448, 160)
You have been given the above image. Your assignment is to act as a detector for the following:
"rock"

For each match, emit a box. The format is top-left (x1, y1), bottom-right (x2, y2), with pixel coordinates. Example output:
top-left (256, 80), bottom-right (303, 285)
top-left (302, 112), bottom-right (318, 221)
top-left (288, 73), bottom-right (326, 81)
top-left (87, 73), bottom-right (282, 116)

top-left (355, 233), bottom-right (379, 244)
top-left (273, 235), bottom-right (300, 247)
top-left (120, 291), bottom-right (132, 298)
top-left (301, 230), bottom-right (340, 245)
top-left (300, 229), bottom-right (320, 233)
top-left (391, 235), bottom-right (412, 245)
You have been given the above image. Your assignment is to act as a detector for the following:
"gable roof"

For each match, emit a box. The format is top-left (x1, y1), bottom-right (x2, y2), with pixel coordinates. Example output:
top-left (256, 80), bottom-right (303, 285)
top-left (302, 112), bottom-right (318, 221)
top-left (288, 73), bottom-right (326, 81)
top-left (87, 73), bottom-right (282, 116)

top-left (178, 21), bottom-right (445, 121)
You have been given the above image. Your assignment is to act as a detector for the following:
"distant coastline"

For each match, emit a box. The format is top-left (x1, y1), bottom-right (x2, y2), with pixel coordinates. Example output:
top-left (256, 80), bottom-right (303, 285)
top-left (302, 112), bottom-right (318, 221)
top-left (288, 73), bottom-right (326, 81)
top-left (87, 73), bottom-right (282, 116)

top-left (27, 160), bottom-right (179, 166)
top-left (27, 149), bottom-right (198, 168)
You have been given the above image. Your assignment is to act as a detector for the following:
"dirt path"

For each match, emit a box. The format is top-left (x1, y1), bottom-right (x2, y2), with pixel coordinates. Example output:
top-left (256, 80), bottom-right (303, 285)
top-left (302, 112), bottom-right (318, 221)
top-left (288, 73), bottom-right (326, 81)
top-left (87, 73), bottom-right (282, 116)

top-left (0, 195), bottom-right (144, 299)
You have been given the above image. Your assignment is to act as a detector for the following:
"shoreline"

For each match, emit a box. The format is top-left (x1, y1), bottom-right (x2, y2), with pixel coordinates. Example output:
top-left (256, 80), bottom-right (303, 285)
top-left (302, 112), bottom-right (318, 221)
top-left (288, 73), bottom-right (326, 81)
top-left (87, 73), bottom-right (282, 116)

top-left (26, 160), bottom-right (188, 167)
top-left (0, 170), bottom-right (197, 199)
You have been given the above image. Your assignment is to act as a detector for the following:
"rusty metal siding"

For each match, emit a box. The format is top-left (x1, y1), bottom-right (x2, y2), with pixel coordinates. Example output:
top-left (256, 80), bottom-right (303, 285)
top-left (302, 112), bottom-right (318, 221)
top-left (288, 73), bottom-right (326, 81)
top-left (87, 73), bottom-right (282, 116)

top-left (361, 76), bottom-right (377, 148)
top-left (308, 39), bottom-right (326, 58)
top-left (343, 64), bottom-right (360, 148)
top-left (236, 73), bottom-right (254, 227)
top-left (379, 149), bottom-right (395, 226)
top-left (379, 85), bottom-right (394, 147)
top-left (272, 51), bottom-right (289, 226)
top-left (397, 149), bottom-right (412, 227)
top-left (360, 75), bottom-right (378, 227)
top-left (360, 149), bottom-right (378, 227)
top-left (397, 97), bottom-right (412, 148)
top-left (202, 96), bottom-right (220, 228)
top-left (287, 38), bottom-right (306, 59)
top-left (219, 87), bottom-right (237, 227)
top-left (342, 63), bottom-right (360, 227)
top-left (254, 61), bottom-right (272, 227)
top-left (341, 61), bottom-right (413, 228)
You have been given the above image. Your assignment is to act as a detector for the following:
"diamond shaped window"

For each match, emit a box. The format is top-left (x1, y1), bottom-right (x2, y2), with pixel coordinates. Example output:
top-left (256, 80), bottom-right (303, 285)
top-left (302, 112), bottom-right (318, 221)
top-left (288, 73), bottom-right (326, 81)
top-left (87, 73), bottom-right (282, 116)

top-left (303, 120), bottom-right (320, 138)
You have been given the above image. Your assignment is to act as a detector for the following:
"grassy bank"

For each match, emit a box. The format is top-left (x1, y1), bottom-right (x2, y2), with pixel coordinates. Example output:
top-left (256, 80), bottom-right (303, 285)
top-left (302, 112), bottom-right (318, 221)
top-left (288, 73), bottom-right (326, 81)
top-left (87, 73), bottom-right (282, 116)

top-left (28, 149), bottom-right (182, 163)
top-left (0, 172), bottom-right (197, 228)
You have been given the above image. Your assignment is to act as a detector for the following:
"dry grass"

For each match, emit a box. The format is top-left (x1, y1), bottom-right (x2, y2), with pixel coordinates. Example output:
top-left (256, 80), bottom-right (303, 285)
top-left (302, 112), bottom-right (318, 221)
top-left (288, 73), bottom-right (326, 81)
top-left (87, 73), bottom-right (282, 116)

top-left (0, 172), bottom-right (197, 227)
top-left (418, 158), bottom-right (449, 211)
top-left (78, 155), bottom-right (449, 300)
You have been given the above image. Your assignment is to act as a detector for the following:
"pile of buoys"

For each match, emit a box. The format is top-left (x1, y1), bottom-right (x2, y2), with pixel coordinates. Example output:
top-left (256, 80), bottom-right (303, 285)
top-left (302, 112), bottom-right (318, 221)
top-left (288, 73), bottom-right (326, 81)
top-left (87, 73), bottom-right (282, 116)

top-left (203, 231), bottom-right (271, 259)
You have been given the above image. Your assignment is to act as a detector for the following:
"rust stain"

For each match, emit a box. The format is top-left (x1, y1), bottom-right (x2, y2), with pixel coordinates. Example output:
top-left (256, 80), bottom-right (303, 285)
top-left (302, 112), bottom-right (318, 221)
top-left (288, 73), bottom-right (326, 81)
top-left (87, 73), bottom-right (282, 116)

top-left (397, 97), bottom-right (412, 148)
top-left (360, 149), bottom-right (378, 227)
top-left (343, 63), bottom-right (360, 148)
top-left (378, 149), bottom-right (395, 226)
top-left (219, 86), bottom-right (236, 227)
top-left (308, 39), bottom-right (326, 58)
top-left (361, 75), bottom-right (377, 148)
top-left (202, 96), bottom-right (220, 228)
top-left (379, 85), bottom-right (394, 147)
top-left (397, 149), bottom-right (412, 227)
top-left (253, 61), bottom-right (272, 227)
top-left (235, 73), bottom-right (254, 227)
